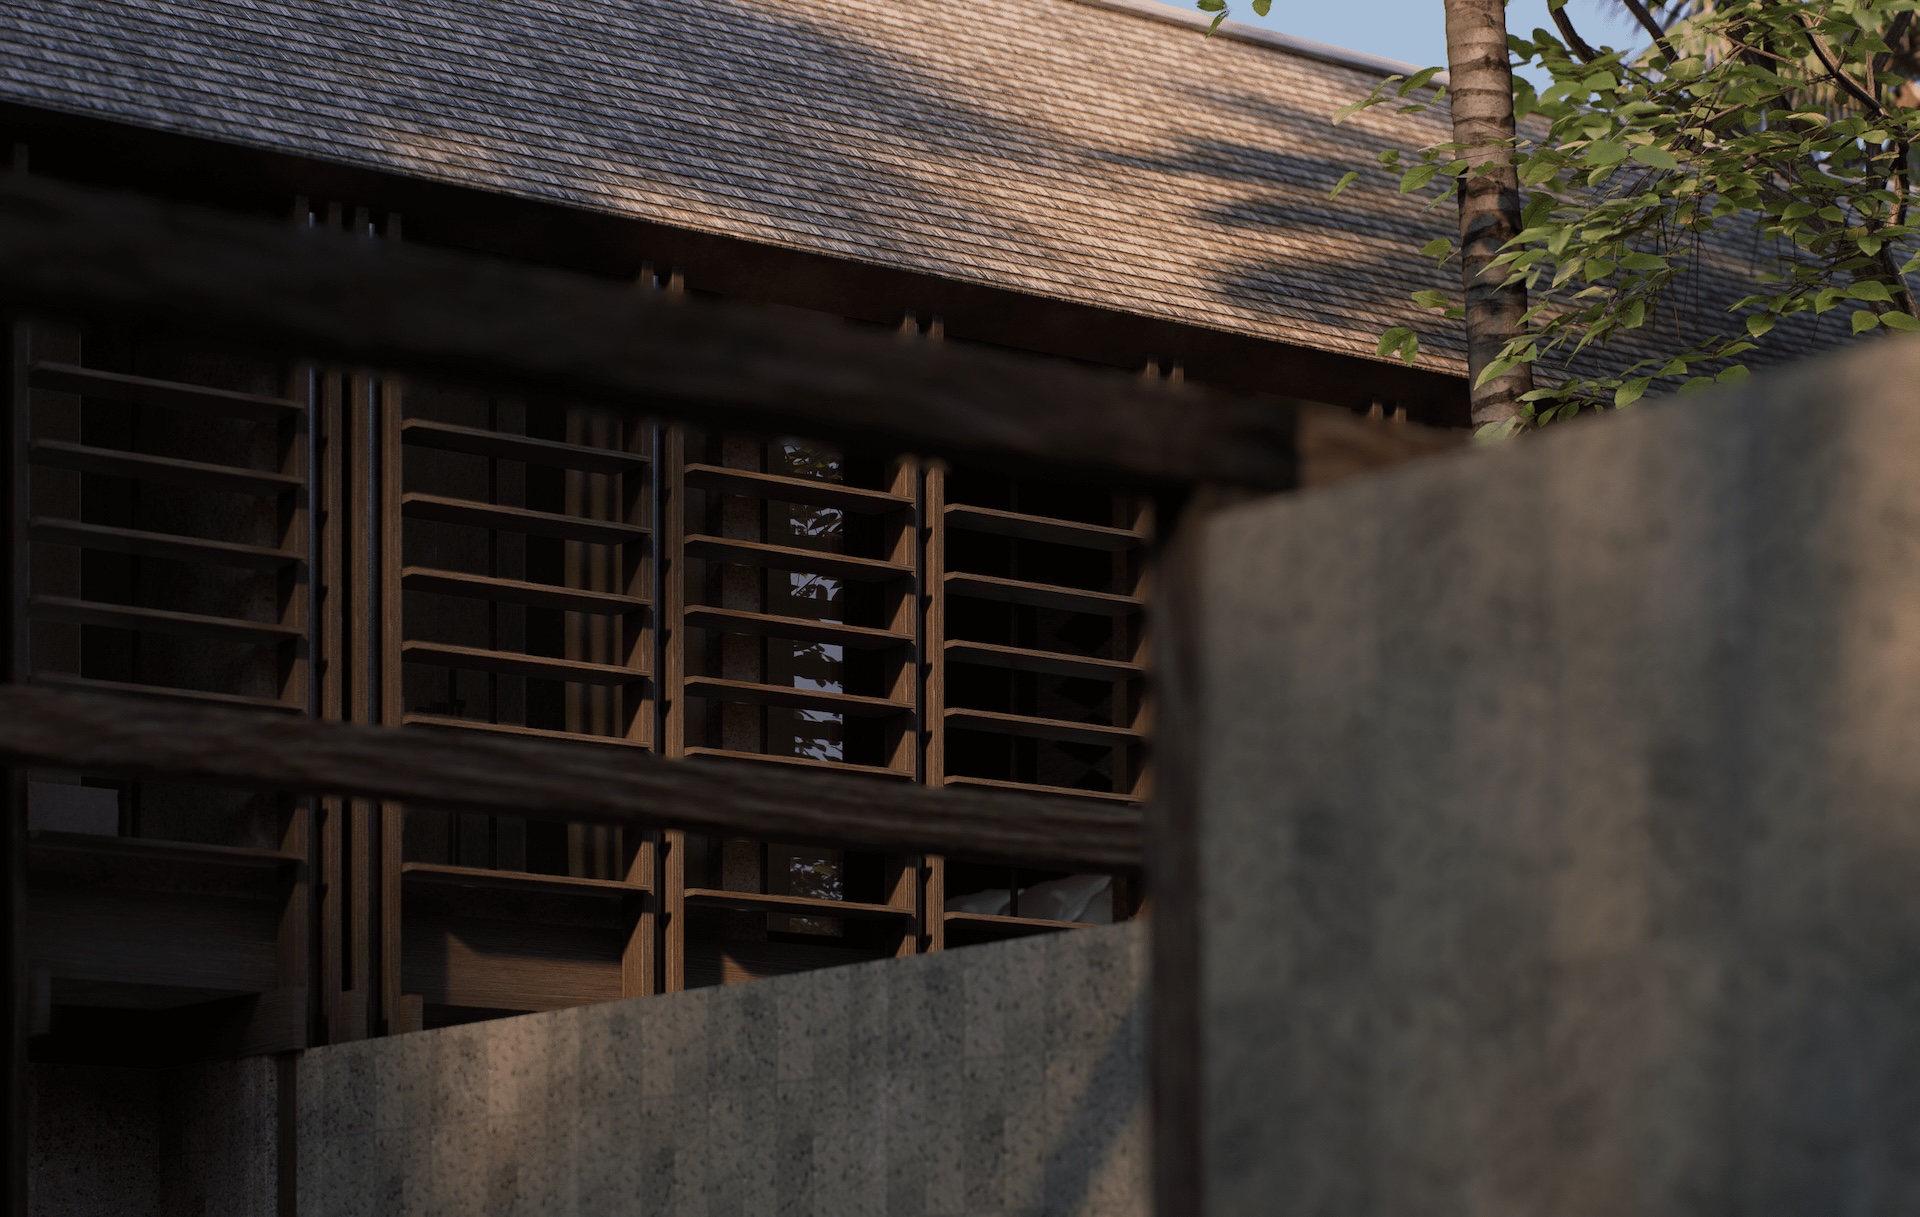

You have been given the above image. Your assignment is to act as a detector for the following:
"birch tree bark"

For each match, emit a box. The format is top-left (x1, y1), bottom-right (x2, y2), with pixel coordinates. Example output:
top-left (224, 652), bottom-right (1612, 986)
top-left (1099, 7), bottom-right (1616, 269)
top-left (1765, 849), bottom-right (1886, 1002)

top-left (1445, 0), bottom-right (1532, 426)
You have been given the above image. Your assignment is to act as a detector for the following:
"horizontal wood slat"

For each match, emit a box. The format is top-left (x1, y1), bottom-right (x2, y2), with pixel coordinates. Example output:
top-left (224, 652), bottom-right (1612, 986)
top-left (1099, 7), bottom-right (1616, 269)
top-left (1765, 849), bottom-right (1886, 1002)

top-left (682, 888), bottom-right (916, 921)
top-left (29, 440), bottom-right (305, 497)
top-left (29, 831), bottom-right (302, 871)
top-left (30, 596), bottom-right (303, 644)
top-left (943, 504), bottom-right (1146, 550)
top-left (401, 492), bottom-right (647, 544)
top-left (943, 572), bottom-right (1143, 617)
top-left (33, 672), bottom-right (302, 713)
top-left (28, 361), bottom-right (304, 422)
top-left (682, 464), bottom-right (913, 514)
top-left (942, 775), bottom-right (1140, 804)
top-left (401, 862), bottom-right (649, 898)
top-left (30, 518), bottom-right (300, 571)
top-left (402, 713), bottom-right (650, 748)
top-left (944, 707), bottom-right (1145, 747)
top-left (944, 640), bottom-right (1143, 682)
top-left (0, 175), bottom-right (1303, 490)
top-left (943, 910), bottom-right (1097, 933)
top-left (681, 747), bottom-right (912, 780)
top-left (401, 567), bottom-right (649, 615)
top-left (680, 676), bottom-right (912, 717)
top-left (400, 418), bottom-right (648, 474)
top-left (681, 606), bottom-right (911, 650)
top-left (0, 686), bottom-right (1140, 870)
top-left (399, 640), bottom-right (646, 686)
top-left (683, 535), bottom-right (911, 582)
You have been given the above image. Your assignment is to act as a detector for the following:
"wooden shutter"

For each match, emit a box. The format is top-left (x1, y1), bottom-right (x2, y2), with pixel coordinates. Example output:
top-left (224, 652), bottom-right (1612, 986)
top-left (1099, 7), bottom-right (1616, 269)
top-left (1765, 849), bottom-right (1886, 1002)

top-left (12, 316), bottom-right (311, 1055)
top-left (659, 425), bottom-right (922, 988)
top-left (923, 463), bottom-right (1149, 949)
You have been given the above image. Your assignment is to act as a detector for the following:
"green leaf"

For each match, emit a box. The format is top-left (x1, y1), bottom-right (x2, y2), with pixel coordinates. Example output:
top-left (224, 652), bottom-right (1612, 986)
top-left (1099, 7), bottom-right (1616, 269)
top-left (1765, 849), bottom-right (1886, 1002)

top-left (1847, 281), bottom-right (1895, 302)
top-left (1581, 71), bottom-right (1619, 93)
top-left (1629, 144), bottom-right (1678, 170)
top-left (1195, 0), bottom-right (1224, 10)
top-left (1747, 313), bottom-right (1777, 337)
top-left (1881, 312), bottom-right (1920, 331)
top-left (1251, 0), bottom-right (1271, 13)
top-left (1410, 289), bottom-right (1451, 310)
top-left (1474, 355), bottom-right (1523, 389)
top-left (1400, 164), bottom-right (1440, 193)
top-left (1852, 309), bottom-right (1881, 334)
top-left (1583, 257), bottom-right (1615, 281)
top-left (1615, 377), bottom-right (1651, 408)
top-left (1418, 237), bottom-right (1452, 261)
top-left (1583, 142), bottom-right (1629, 166)
top-left (1781, 202), bottom-right (1817, 221)
top-left (1819, 206), bottom-right (1846, 223)
top-left (1619, 251), bottom-right (1666, 271)
top-left (1397, 67), bottom-right (1442, 96)
top-left (1328, 171), bottom-right (1360, 200)
top-left (1206, 9), bottom-right (1227, 32)
top-left (1715, 365), bottom-right (1750, 384)
top-left (1521, 156), bottom-right (1560, 187)
top-left (1376, 326), bottom-right (1420, 365)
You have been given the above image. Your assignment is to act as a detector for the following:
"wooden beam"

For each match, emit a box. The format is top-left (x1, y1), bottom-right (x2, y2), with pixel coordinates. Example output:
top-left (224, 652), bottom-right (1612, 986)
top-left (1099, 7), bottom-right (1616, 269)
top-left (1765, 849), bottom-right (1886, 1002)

top-left (0, 686), bottom-right (1141, 872)
top-left (0, 174), bottom-right (1299, 491)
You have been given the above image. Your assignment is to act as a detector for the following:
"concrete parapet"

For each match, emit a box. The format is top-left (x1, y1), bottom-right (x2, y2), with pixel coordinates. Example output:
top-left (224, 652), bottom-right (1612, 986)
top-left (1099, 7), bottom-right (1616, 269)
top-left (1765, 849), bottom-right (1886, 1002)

top-left (1195, 341), bottom-right (1920, 1214)
top-left (298, 922), bottom-right (1145, 1216)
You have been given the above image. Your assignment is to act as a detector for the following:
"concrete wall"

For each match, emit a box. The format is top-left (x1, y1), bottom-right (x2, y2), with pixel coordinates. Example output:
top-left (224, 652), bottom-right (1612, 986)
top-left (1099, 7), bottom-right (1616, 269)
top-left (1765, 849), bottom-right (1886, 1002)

top-left (298, 922), bottom-right (1146, 1216)
top-left (1196, 341), bottom-right (1920, 1215)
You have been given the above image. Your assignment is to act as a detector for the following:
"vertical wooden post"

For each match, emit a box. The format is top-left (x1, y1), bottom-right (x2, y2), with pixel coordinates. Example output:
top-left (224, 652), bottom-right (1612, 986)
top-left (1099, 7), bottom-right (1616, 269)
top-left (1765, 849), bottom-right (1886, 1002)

top-left (657, 425), bottom-right (687, 992)
top-left (920, 461), bottom-right (947, 953)
top-left (1150, 486), bottom-right (1215, 1217)
top-left (5, 317), bottom-right (33, 1217)
top-left (317, 365), bottom-right (349, 1041)
top-left (376, 375), bottom-right (406, 1032)
top-left (277, 359), bottom-right (311, 1045)
top-left (343, 362), bottom-right (375, 1039)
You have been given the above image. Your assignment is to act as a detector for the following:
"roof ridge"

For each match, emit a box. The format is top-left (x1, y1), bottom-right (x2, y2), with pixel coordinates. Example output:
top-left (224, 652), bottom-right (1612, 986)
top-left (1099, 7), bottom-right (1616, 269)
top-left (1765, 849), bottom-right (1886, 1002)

top-left (1062, 0), bottom-right (1445, 81)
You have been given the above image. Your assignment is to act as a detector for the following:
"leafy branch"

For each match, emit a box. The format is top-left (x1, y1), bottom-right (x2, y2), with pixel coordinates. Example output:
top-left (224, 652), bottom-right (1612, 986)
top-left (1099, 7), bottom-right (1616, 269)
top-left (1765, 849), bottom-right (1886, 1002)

top-left (1332, 0), bottom-right (1920, 430)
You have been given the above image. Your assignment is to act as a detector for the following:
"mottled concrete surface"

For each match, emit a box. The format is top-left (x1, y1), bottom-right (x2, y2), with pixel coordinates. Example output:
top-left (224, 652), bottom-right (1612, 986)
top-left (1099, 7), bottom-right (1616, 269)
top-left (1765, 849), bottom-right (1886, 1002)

top-left (299, 923), bottom-right (1145, 1216)
top-left (1199, 340), bottom-right (1920, 1216)
top-left (28, 1058), bottom-right (279, 1217)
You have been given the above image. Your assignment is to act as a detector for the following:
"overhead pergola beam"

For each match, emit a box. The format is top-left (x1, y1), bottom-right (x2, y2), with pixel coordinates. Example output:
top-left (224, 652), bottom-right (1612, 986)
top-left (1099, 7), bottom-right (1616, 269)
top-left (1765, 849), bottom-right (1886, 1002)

top-left (0, 173), bottom-right (1304, 490)
top-left (0, 686), bottom-right (1141, 872)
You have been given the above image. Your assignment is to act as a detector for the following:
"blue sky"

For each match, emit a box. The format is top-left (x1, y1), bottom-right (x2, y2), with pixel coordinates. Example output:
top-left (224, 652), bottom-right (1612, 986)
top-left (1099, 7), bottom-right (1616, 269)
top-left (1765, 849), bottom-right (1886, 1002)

top-left (1146, 0), bottom-right (1651, 78)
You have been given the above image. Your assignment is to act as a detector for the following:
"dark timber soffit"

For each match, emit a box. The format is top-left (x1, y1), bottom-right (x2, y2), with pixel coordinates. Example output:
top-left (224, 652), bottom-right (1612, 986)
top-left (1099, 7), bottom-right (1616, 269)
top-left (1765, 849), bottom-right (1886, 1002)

top-left (0, 174), bottom-right (1296, 491)
top-left (0, 686), bottom-right (1141, 872)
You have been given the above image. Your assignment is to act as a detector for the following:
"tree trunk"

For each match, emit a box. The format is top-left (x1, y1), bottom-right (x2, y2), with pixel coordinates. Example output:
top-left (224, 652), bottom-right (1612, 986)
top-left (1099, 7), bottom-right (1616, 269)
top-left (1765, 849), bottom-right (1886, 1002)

top-left (1445, 0), bottom-right (1532, 426)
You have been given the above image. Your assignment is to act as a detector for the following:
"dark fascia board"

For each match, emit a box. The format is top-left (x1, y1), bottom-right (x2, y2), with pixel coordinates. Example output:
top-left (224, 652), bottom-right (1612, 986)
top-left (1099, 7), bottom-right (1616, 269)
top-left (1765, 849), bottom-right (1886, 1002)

top-left (0, 100), bottom-right (1468, 427)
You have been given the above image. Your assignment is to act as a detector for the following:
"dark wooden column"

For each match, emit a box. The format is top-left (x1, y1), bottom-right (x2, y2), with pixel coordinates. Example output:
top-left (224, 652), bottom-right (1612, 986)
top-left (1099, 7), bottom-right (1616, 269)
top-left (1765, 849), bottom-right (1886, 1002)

top-left (1149, 487), bottom-right (1208, 1217)
top-left (5, 315), bottom-right (31, 1217)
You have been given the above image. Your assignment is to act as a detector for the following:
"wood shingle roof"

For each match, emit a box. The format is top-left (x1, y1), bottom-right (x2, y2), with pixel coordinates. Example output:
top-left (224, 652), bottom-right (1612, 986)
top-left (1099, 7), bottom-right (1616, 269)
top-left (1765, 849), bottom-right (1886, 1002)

top-left (1, 0), bottom-right (1472, 374)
